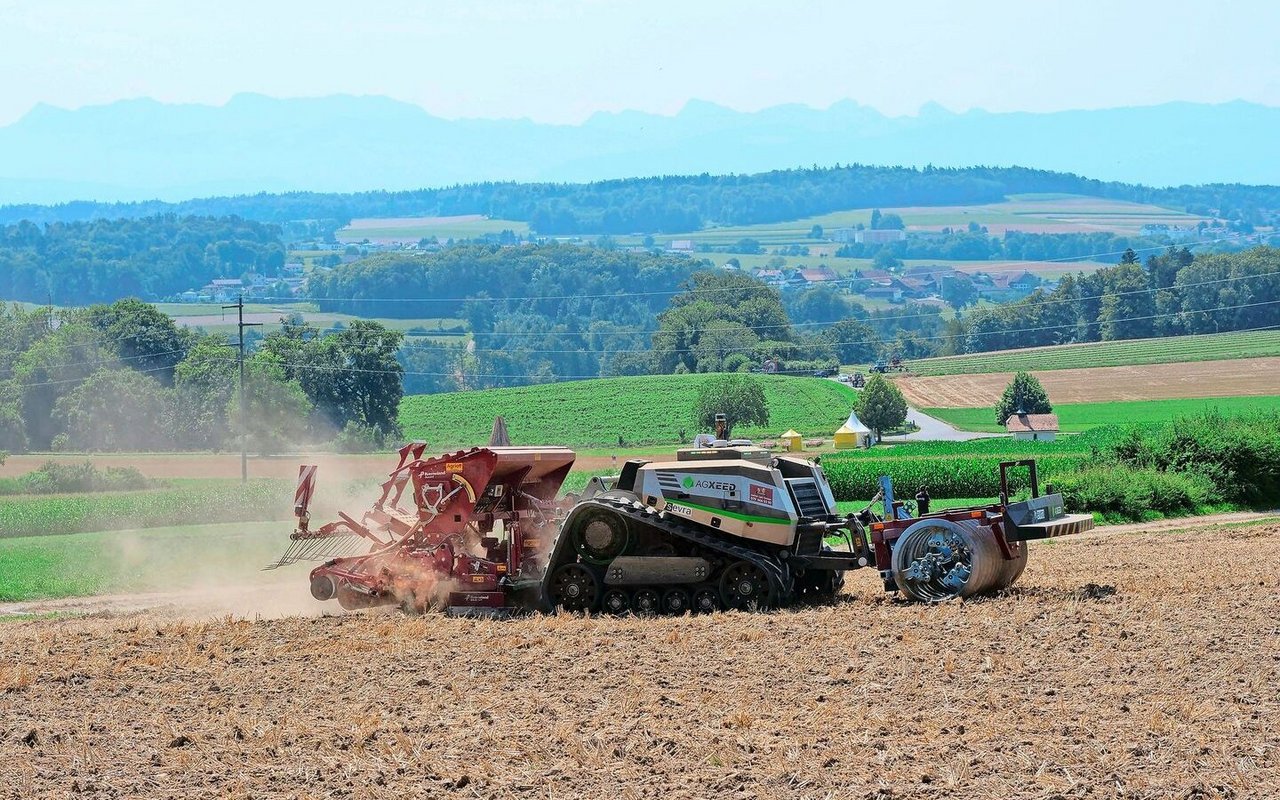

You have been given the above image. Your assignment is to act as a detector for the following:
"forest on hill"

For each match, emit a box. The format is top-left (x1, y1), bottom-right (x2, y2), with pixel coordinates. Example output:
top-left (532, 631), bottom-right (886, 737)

top-left (3, 164), bottom-right (1278, 234)
top-left (391, 245), bottom-right (1280, 391)
top-left (0, 215), bottom-right (283, 304)
top-left (0, 299), bottom-right (404, 454)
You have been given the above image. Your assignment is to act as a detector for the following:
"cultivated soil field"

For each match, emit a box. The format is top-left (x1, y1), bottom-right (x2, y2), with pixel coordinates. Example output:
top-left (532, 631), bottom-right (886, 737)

top-left (902, 330), bottom-right (1280, 376)
top-left (1, 520), bottom-right (1277, 798)
top-left (895, 356), bottom-right (1280, 407)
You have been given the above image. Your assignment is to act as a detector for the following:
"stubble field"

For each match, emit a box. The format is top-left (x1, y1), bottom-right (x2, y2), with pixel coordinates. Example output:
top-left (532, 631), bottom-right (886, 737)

top-left (1, 521), bottom-right (1277, 799)
top-left (894, 357), bottom-right (1280, 407)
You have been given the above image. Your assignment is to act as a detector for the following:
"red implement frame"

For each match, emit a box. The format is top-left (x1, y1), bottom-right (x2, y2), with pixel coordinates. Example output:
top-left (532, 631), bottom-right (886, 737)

top-left (279, 446), bottom-right (576, 614)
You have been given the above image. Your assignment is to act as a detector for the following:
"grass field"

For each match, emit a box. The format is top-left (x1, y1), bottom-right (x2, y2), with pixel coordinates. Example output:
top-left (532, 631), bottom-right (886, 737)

top-left (905, 330), bottom-right (1280, 376)
top-left (924, 395), bottom-right (1280, 432)
top-left (0, 522), bottom-right (291, 602)
top-left (399, 374), bottom-right (859, 448)
top-left (614, 195), bottom-right (1208, 248)
top-left (338, 214), bottom-right (531, 243)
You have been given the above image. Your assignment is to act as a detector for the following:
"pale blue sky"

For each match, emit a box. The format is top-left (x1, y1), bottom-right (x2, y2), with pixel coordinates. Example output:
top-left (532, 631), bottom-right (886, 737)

top-left (1, 0), bottom-right (1277, 127)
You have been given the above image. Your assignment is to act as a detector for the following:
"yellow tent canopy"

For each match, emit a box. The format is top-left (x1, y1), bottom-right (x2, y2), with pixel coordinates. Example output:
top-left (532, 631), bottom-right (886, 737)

top-left (834, 410), bottom-right (872, 449)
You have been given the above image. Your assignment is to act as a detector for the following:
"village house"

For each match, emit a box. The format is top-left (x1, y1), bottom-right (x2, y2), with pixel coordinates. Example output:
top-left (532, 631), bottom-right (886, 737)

top-left (1005, 413), bottom-right (1059, 442)
top-left (752, 268), bottom-right (787, 287)
top-left (202, 278), bottom-right (244, 303)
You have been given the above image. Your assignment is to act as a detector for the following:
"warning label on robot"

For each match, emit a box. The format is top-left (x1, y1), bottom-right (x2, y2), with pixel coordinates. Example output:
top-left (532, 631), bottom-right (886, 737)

top-left (749, 484), bottom-right (774, 505)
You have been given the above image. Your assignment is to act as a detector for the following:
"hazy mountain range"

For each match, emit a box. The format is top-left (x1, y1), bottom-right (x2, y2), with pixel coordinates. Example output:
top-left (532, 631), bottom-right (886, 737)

top-left (1, 94), bottom-right (1276, 205)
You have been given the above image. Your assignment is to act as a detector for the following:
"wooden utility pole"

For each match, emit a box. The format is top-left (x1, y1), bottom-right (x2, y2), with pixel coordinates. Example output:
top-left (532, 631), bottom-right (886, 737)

top-left (222, 295), bottom-right (262, 482)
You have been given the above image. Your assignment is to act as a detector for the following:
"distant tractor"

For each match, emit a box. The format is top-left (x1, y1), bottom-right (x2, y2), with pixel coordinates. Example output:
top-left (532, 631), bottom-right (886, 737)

top-left (870, 356), bottom-right (907, 374)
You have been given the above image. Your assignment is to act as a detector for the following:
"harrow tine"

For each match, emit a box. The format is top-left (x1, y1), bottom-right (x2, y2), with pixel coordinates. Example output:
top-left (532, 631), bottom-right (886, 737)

top-left (263, 529), bottom-right (375, 570)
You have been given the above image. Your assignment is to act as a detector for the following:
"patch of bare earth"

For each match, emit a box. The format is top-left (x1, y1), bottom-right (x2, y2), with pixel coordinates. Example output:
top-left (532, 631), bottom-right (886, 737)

top-left (1, 523), bottom-right (1277, 798)
top-left (896, 357), bottom-right (1280, 407)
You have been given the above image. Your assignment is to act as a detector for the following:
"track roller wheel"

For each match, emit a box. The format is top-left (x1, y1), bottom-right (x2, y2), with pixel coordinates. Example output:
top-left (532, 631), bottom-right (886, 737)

top-left (661, 588), bottom-right (691, 616)
top-left (693, 585), bottom-right (721, 614)
top-left (601, 588), bottom-right (630, 616)
top-left (632, 588), bottom-right (660, 617)
top-left (719, 560), bottom-right (774, 610)
top-left (548, 563), bottom-right (600, 613)
top-left (570, 509), bottom-right (630, 564)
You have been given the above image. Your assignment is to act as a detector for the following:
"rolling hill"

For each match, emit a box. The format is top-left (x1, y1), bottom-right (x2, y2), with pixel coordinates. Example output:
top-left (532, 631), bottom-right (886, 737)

top-left (398, 374), bottom-right (858, 448)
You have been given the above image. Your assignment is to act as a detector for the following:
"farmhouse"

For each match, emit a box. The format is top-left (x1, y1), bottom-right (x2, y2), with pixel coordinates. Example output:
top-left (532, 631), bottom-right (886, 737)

top-left (202, 278), bottom-right (245, 302)
top-left (856, 229), bottom-right (906, 244)
top-left (977, 270), bottom-right (1041, 300)
top-left (856, 268), bottom-right (894, 284)
top-left (799, 267), bottom-right (839, 284)
top-left (1005, 413), bottom-right (1059, 442)
top-left (668, 240), bottom-right (695, 252)
top-left (863, 286), bottom-right (903, 302)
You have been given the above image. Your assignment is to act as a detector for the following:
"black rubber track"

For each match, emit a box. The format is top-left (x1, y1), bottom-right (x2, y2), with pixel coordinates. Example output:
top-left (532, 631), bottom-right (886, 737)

top-left (538, 498), bottom-right (794, 613)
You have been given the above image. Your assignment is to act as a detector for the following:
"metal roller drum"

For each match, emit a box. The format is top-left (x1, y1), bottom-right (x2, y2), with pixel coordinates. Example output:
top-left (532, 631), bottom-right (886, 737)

top-left (890, 518), bottom-right (1011, 602)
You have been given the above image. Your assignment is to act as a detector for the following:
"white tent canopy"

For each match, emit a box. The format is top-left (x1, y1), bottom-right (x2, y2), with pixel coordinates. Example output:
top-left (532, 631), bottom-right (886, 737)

top-left (837, 410), bottom-right (871, 435)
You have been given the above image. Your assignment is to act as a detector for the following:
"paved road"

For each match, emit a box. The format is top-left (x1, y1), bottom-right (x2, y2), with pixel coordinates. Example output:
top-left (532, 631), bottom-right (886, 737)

top-left (883, 406), bottom-right (1004, 442)
top-left (830, 375), bottom-right (1001, 443)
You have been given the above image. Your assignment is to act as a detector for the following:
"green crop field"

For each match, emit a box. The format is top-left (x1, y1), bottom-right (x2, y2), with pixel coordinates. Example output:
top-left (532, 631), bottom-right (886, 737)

top-left (0, 521), bottom-right (293, 602)
top-left (399, 374), bottom-right (859, 448)
top-left (824, 450), bottom-right (1089, 500)
top-left (906, 330), bottom-right (1280, 376)
top-left (0, 479), bottom-right (293, 539)
top-left (924, 395), bottom-right (1280, 432)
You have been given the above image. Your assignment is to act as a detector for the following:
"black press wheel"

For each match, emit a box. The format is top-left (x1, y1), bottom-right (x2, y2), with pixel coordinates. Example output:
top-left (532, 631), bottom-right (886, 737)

top-left (548, 563), bottom-right (600, 612)
top-left (693, 585), bottom-right (721, 614)
top-left (310, 574), bottom-right (336, 602)
top-left (661, 588), bottom-right (691, 616)
top-left (336, 583), bottom-right (375, 611)
top-left (632, 588), bottom-right (660, 616)
top-left (601, 588), bottom-right (630, 616)
top-left (719, 560), bottom-right (774, 611)
top-left (570, 509), bottom-right (630, 564)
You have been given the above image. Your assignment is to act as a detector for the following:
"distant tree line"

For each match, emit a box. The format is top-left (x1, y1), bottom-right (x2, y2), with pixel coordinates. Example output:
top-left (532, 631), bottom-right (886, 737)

top-left (953, 246), bottom-right (1280, 353)
top-left (0, 299), bottom-right (402, 453)
top-left (0, 215), bottom-right (283, 305)
top-left (3, 164), bottom-right (1277, 234)
top-left (307, 244), bottom-right (701, 394)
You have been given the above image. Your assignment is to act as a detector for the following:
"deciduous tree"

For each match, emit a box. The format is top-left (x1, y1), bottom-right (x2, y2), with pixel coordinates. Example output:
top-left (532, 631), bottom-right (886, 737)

top-left (693, 374), bottom-right (769, 438)
top-left (855, 374), bottom-right (908, 442)
top-left (995, 371), bottom-right (1053, 425)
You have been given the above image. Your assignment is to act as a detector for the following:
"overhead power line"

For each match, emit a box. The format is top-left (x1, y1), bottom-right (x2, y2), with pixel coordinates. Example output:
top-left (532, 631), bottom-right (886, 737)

top-left (185, 301), bottom-right (1280, 381)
